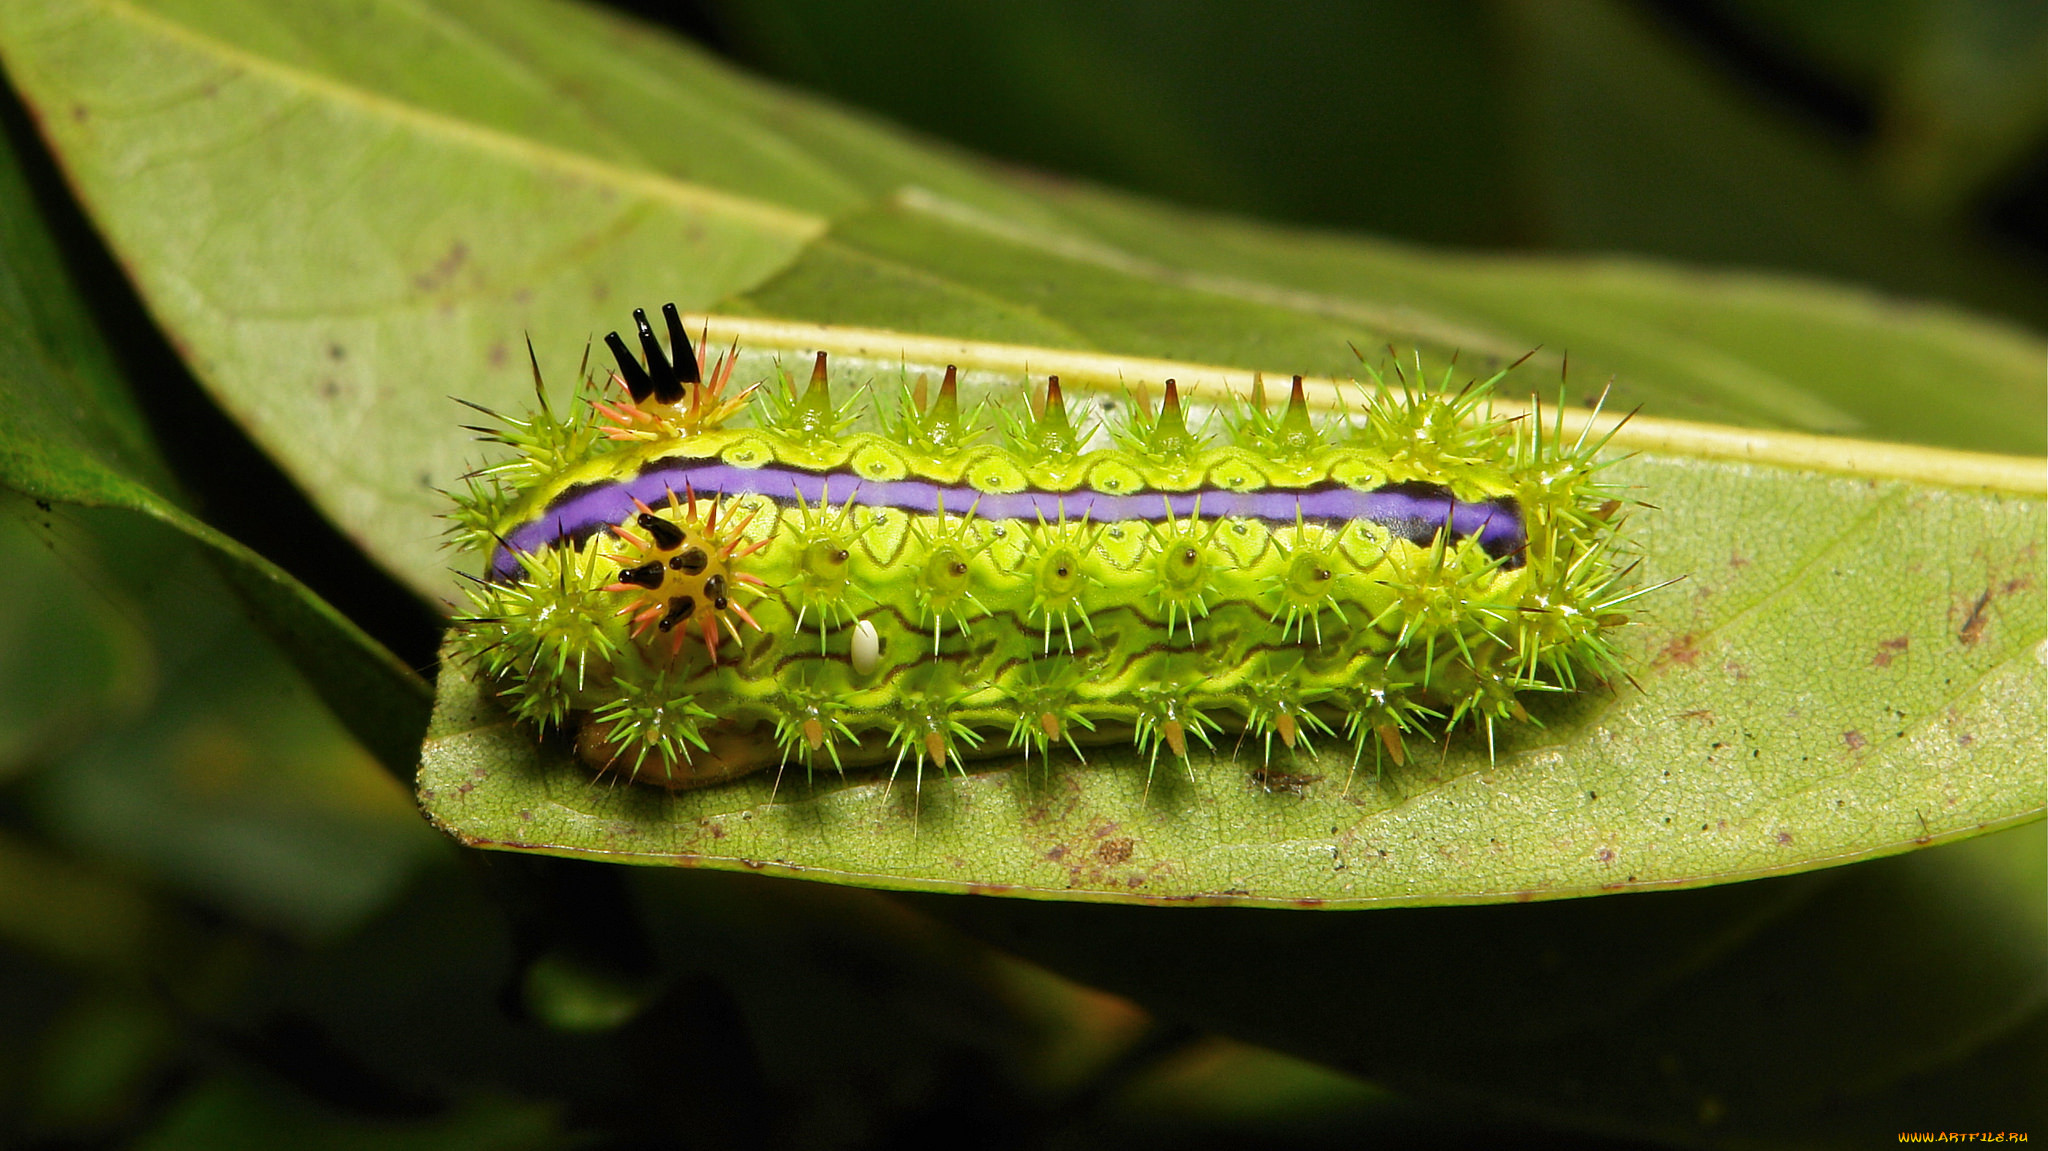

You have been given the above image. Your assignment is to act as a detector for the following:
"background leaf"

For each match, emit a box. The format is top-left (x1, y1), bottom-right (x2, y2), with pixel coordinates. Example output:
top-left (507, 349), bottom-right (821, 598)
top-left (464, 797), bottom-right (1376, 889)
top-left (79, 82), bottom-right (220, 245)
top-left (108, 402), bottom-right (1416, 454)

top-left (684, 0), bottom-right (2048, 336)
top-left (923, 819), bottom-right (2048, 1146)
top-left (0, 91), bottom-right (430, 777)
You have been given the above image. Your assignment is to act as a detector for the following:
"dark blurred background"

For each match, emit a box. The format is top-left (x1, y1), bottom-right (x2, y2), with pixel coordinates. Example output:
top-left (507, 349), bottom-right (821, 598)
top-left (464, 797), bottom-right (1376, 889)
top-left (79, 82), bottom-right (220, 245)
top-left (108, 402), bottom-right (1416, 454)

top-left (628, 0), bottom-right (2048, 331)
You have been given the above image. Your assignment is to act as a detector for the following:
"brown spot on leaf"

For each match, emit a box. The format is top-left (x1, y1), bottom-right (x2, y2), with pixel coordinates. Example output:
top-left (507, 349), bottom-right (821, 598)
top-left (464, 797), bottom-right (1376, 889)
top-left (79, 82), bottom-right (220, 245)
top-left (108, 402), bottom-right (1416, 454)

top-left (1843, 730), bottom-right (1867, 751)
top-left (413, 241), bottom-right (469, 292)
top-left (1872, 635), bottom-right (1910, 668)
top-left (1655, 633), bottom-right (1701, 668)
top-left (1958, 589), bottom-right (1992, 645)
top-left (1250, 767), bottom-right (1322, 795)
top-left (1096, 838), bottom-right (1134, 865)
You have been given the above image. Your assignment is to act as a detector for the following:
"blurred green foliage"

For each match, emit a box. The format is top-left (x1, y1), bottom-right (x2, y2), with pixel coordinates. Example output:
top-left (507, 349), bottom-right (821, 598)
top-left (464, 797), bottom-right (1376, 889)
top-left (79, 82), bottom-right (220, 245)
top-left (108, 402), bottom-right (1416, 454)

top-left (686, 0), bottom-right (2048, 330)
top-left (0, 1), bottom-right (2041, 1148)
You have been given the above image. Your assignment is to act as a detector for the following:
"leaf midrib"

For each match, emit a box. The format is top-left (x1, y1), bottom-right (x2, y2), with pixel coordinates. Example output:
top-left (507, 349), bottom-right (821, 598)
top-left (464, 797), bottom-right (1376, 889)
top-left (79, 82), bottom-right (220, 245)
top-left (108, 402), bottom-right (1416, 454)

top-left (674, 313), bottom-right (2048, 494)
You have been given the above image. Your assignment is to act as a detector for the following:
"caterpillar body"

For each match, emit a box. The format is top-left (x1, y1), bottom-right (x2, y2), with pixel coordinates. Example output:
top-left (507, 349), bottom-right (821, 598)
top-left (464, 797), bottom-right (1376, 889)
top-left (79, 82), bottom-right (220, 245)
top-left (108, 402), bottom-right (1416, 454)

top-left (449, 304), bottom-right (1643, 792)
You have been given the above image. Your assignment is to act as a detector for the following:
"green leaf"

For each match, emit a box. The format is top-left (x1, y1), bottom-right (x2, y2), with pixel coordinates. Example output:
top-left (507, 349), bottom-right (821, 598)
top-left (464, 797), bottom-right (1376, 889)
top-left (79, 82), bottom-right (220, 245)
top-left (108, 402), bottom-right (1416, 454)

top-left (0, 0), bottom-right (2040, 903)
top-left (18, 509), bottom-right (444, 940)
top-left (416, 331), bottom-right (2044, 903)
top-left (0, 54), bottom-right (428, 778)
top-left (134, 1076), bottom-right (569, 1151)
top-left (0, 498), bottom-right (153, 779)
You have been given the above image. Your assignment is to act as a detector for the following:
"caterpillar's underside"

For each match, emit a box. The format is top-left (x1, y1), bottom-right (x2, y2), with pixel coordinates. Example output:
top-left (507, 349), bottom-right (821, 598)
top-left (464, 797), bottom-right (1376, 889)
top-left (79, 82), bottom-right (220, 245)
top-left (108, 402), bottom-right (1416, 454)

top-left (449, 304), bottom-right (1646, 792)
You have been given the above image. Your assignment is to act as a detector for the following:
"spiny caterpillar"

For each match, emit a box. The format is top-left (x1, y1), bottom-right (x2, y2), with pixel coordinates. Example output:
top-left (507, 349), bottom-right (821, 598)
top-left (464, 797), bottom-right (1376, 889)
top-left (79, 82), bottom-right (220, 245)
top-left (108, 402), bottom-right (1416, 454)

top-left (447, 304), bottom-right (1647, 794)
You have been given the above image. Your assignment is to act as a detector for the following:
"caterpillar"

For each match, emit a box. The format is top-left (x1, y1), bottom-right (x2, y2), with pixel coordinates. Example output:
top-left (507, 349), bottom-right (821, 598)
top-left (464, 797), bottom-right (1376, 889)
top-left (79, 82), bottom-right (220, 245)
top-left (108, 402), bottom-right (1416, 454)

top-left (447, 304), bottom-right (1646, 794)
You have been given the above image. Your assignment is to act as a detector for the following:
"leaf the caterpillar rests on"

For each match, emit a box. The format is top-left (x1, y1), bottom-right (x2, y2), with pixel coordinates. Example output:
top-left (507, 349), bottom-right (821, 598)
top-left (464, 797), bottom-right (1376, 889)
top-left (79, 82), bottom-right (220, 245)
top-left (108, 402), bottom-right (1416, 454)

top-left (447, 304), bottom-right (1654, 795)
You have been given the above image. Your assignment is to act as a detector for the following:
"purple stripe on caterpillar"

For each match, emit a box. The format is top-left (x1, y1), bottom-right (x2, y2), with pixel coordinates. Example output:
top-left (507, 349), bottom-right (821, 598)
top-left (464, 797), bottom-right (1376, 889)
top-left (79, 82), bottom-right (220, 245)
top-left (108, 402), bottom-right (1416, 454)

top-left (490, 460), bottom-right (1524, 581)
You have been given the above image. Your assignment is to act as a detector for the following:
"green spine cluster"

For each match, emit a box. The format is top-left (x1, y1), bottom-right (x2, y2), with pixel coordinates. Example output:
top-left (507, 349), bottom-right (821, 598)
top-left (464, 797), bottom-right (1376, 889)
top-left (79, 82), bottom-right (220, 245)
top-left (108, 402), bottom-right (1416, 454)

top-left (449, 326), bottom-right (1647, 791)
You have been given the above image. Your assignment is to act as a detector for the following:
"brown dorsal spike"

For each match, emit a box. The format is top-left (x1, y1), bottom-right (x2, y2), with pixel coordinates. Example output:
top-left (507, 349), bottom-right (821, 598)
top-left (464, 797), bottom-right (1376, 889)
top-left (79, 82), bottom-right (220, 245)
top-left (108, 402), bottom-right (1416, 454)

top-left (662, 303), bottom-right (700, 385)
top-left (1147, 378), bottom-right (1192, 451)
top-left (779, 350), bottom-right (835, 439)
top-left (1249, 371), bottom-right (1268, 411)
top-left (924, 730), bottom-right (948, 768)
top-left (923, 365), bottom-right (964, 446)
top-left (1033, 375), bottom-right (1079, 452)
top-left (800, 351), bottom-right (831, 413)
top-left (912, 371), bottom-right (929, 413)
top-left (1277, 373), bottom-right (1317, 450)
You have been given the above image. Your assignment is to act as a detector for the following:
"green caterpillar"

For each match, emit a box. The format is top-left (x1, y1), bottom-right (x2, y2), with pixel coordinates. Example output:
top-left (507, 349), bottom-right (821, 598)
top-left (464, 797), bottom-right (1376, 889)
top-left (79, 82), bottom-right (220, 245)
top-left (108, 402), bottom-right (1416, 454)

top-left (448, 304), bottom-right (1645, 793)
